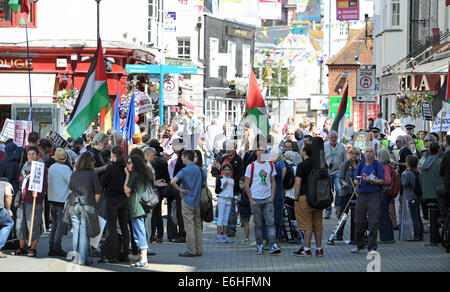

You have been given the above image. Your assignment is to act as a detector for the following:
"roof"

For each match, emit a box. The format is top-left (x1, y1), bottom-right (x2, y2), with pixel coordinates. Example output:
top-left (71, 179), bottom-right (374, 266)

top-left (327, 22), bottom-right (373, 66)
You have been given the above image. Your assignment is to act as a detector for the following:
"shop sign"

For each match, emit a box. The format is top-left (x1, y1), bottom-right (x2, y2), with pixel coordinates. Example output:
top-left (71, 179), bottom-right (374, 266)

top-left (0, 58), bottom-right (32, 69)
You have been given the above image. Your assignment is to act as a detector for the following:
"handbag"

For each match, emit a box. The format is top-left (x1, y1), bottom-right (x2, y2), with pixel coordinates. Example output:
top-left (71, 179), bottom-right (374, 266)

top-left (198, 166), bottom-right (213, 221)
top-left (140, 180), bottom-right (159, 214)
top-left (171, 200), bottom-right (178, 225)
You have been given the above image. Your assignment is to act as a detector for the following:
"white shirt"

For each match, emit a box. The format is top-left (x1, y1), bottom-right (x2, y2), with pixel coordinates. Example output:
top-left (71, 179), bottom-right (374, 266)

top-left (374, 118), bottom-right (389, 136)
top-left (244, 161), bottom-right (277, 200)
top-left (217, 176), bottom-right (234, 205)
top-left (390, 128), bottom-right (407, 144)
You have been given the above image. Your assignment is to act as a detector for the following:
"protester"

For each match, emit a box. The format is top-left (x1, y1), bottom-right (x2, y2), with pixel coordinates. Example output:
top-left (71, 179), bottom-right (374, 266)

top-left (343, 122), bottom-right (354, 144)
top-left (374, 112), bottom-right (390, 137)
top-left (377, 149), bottom-right (395, 243)
top-left (237, 177), bottom-right (251, 245)
top-left (301, 120), bottom-right (311, 136)
top-left (389, 113), bottom-right (397, 133)
top-left (351, 146), bottom-right (384, 255)
top-left (293, 143), bottom-right (323, 256)
top-left (68, 152), bottom-right (101, 266)
top-left (13, 146), bottom-right (48, 257)
top-left (335, 147), bottom-right (361, 241)
top-left (270, 148), bottom-right (286, 245)
top-left (282, 117), bottom-right (294, 136)
top-left (279, 128), bottom-right (296, 153)
top-left (124, 155), bottom-right (153, 267)
top-left (0, 178), bottom-right (14, 258)
top-left (324, 130), bottom-right (347, 219)
top-left (390, 120), bottom-right (406, 144)
top-left (244, 143), bottom-right (281, 255)
top-left (0, 143), bottom-right (23, 194)
top-left (47, 148), bottom-right (72, 257)
top-left (439, 137), bottom-right (450, 220)
top-left (99, 146), bottom-right (130, 263)
top-left (171, 150), bottom-right (206, 257)
top-left (320, 119), bottom-right (331, 140)
top-left (215, 163), bottom-right (235, 243)
top-left (402, 155), bottom-right (424, 241)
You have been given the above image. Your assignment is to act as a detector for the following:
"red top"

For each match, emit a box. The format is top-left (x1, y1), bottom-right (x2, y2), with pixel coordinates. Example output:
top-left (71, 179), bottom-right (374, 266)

top-left (19, 167), bottom-right (48, 205)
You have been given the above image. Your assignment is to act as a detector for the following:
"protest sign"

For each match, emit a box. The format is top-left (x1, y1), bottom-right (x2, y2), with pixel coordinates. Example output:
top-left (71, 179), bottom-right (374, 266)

top-left (28, 161), bottom-right (45, 193)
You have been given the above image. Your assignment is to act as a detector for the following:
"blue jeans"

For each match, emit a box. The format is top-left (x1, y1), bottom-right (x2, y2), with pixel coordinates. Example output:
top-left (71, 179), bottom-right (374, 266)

top-left (251, 198), bottom-right (276, 246)
top-left (326, 172), bottom-right (341, 214)
top-left (70, 205), bottom-right (90, 265)
top-left (49, 204), bottom-right (67, 251)
top-left (131, 217), bottom-right (148, 250)
top-left (0, 208), bottom-right (14, 250)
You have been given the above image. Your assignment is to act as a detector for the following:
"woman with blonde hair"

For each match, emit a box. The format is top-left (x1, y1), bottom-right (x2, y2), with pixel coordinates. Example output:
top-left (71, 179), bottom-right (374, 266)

top-left (378, 148), bottom-right (395, 243)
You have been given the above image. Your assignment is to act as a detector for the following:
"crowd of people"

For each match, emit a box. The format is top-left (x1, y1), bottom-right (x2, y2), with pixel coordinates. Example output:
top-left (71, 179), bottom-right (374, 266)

top-left (0, 109), bottom-right (449, 268)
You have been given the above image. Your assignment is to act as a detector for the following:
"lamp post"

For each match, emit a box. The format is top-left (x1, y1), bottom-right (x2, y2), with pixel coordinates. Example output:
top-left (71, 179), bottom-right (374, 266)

top-left (96, 0), bottom-right (101, 42)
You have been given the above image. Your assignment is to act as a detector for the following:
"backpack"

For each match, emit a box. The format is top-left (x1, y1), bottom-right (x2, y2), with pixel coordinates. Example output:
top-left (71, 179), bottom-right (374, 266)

top-left (306, 137), bottom-right (333, 209)
top-left (383, 164), bottom-right (401, 198)
top-left (283, 163), bottom-right (295, 190)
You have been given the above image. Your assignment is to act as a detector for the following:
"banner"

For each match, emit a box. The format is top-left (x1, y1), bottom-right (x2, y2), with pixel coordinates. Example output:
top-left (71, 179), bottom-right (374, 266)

top-left (258, 0), bottom-right (282, 20)
top-left (0, 119), bottom-right (15, 142)
top-left (296, 0), bottom-right (321, 21)
top-left (13, 120), bottom-right (32, 146)
top-left (336, 0), bottom-right (359, 21)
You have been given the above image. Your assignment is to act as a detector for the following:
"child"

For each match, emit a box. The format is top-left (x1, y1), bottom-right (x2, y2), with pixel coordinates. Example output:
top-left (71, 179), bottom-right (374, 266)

top-left (215, 163), bottom-right (234, 243)
top-left (401, 155), bottom-right (424, 241)
top-left (238, 177), bottom-right (251, 244)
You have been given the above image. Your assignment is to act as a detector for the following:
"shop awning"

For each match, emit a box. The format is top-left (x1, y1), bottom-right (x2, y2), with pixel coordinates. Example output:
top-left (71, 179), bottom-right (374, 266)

top-left (0, 73), bottom-right (56, 104)
top-left (178, 98), bottom-right (195, 110)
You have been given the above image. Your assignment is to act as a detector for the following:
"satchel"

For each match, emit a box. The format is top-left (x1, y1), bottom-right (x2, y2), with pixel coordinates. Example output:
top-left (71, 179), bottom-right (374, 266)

top-left (198, 166), bottom-right (213, 222)
top-left (140, 180), bottom-right (159, 214)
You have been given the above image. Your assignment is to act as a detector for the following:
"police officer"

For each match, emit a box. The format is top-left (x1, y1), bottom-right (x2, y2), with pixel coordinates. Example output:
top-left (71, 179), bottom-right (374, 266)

top-left (405, 124), bottom-right (424, 158)
top-left (371, 127), bottom-right (389, 153)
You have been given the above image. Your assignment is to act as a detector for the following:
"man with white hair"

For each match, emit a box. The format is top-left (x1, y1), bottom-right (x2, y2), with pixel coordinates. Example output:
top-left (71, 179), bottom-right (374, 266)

top-left (324, 130), bottom-right (348, 219)
top-left (396, 135), bottom-right (412, 176)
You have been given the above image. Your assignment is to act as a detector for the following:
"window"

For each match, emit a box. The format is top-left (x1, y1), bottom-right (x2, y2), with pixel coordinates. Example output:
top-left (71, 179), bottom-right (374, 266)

top-left (177, 39), bottom-right (191, 59)
top-left (0, 0), bottom-right (37, 28)
top-left (148, 0), bottom-right (163, 45)
top-left (391, 0), bottom-right (400, 27)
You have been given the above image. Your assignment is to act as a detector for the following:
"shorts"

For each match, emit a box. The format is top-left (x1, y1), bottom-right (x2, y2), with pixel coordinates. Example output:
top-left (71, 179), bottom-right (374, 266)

top-left (294, 196), bottom-right (323, 232)
top-left (240, 215), bottom-right (250, 225)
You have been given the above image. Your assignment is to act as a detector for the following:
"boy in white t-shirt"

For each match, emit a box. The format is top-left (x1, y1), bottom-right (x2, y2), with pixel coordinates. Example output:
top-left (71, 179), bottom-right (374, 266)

top-left (244, 144), bottom-right (281, 255)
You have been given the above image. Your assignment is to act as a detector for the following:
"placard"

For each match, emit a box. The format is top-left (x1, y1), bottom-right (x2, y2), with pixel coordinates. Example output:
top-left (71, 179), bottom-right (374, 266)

top-left (226, 125), bottom-right (245, 139)
top-left (353, 132), bottom-right (369, 151)
top-left (28, 161), bottom-right (45, 193)
top-left (421, 101), bottom-right (433, 121)
top-left (48, 131), bottom-right (68, 149)
top-left (13, 120), bottom-right (32, 146)
top-left (0, 119), bottom-right (15, 142)
top-left (136, 93), bottom-right (154, 115)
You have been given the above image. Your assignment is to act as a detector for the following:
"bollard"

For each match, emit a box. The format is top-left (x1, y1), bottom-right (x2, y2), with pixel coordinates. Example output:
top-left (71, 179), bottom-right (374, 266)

top-left (429, 203), bottom-right (441, 246)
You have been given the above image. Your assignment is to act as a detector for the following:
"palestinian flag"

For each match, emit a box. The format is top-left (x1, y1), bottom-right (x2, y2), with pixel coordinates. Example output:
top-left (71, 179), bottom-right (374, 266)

top-left (331, 84), bottom-right (349, 140)
top-left (67, 39), bottom-right (110, 140)
top-left (245, 69), bottom-right (270, 136)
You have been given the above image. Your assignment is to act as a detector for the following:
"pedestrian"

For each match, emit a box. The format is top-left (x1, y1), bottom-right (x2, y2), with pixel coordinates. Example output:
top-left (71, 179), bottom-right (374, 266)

top-left (99, 146), bottom-right (130, 263)
top-left (324, 130), bottom-right (347, 219)
top-left (282, 117), bottom-right (294, 136)
top-left (377, 149), bottom-right (395, 243)
top-left (301, 120), bottom-right (311, 137)
top-left (214, 163), bottom-right (235, 243)
top-left (439, 135), bottom-right (450, 216)
top-left (343, 122), bottom-right (354, 145)
top-left (351, 146), bottom-right (385, 255)
top-left (401, 155), bottom-right (424, 241)
top-left (283, 151), bottom-right (303, 241)
top-left (390, 120), bottom-right (406, 144)
top-left (0, 143), bottom-right (23, 194)
top-left (12, 146), bottom-right (48, 257)
top-left (67, 152), bottom-right (101, 266)
top-left (374, 112), bottom-right (390, 137)
top-left (335, 147), bottom-right (361, 241)
top-left (237, 177), bottom-right (251, 245)
top-left (294, 129), bottom-right (304, 153)
top-left (170, 150), bottom-right (207, 257)
top-left (244, 143), bottom-right (281, 255)
top-left (421, 143), bottom-right (445, 220)
top-left (279, 128), bottom-right (296, 153)
top-left (47, 148), bottom-right (72, 257)
top-left (367, 118), bottom-right (374, 131)
top-left (293, 143), bottom-right (323, 256)
top-left (270, 148), bottom-right (286, 245)
top-left (0, 177), bottom-right (14, 258)
top-left (124, 155), bottom-right (153, 268)
top-left (389, 113), bottom-right (397, 133)
top-left (320, 119), bottom-right (331, 140)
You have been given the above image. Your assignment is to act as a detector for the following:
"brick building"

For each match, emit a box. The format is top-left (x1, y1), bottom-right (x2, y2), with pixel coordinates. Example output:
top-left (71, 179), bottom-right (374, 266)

top-left (327, 22), bottom-right (379, 131)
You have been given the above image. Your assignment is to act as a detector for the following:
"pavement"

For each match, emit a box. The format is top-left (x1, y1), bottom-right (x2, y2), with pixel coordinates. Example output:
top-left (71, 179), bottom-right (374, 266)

top-left (1, 178), bottom-right (449, 272)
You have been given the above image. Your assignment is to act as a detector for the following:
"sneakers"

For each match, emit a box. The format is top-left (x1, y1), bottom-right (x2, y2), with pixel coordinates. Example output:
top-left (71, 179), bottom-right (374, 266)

top-left (293, 246), bottom-right (312, 256)
top-left (216, 235), bottom-right (226, 243)
top-left (238, 239), bottom-right (250, 245)
top-left (269, 243), bottom-right (281, 255)
top-left (350, 247), bottom-right (362, 254)
top-left (0, 251), bottom-right (7, 258)
top-left (256, 245), bottom-right (264, 255)
top-left (315, 248), bottom-right (324, 257)
top-left (367, 250), bottom-right (378, 256)
top-left (223, 236), bottom-right (234, 243)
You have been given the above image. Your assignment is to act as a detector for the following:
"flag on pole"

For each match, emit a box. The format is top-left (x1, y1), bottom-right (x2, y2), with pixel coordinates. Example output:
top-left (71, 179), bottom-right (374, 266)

top-left (8, 0), bottom-right (20, 13)
top-left (245, 69), bottom-right (270, 136)
top-left (446, 63), bottom-right (450, 103)
top-left (67, 39), bottom-right (110, 140)
top-left (331, 84), bottom-right (349, 140)
top-left (123, 93), bottom-right (136, 144)
top-left (112, 91), bottom-right (122, 134)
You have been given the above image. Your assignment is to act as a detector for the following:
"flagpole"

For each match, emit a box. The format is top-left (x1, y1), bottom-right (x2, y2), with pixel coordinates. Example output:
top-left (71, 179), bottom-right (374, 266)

top-left (25, 22), bottom-right (33, 132)
top-left (440, 63), bottom-right (449, 142)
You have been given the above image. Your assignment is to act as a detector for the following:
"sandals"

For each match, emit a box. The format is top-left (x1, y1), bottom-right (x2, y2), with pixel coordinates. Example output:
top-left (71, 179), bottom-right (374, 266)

top-left (27, 249), bottom-right (37, 257)
top-left (12, 248), bottom-right (27, 256)
top-left (130, 261), bottom-right (148, 268)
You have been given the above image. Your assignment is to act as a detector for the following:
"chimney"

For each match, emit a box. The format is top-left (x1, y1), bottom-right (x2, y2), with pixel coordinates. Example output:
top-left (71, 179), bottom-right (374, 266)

top-left (432, 28), bottom-right (440, 45)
